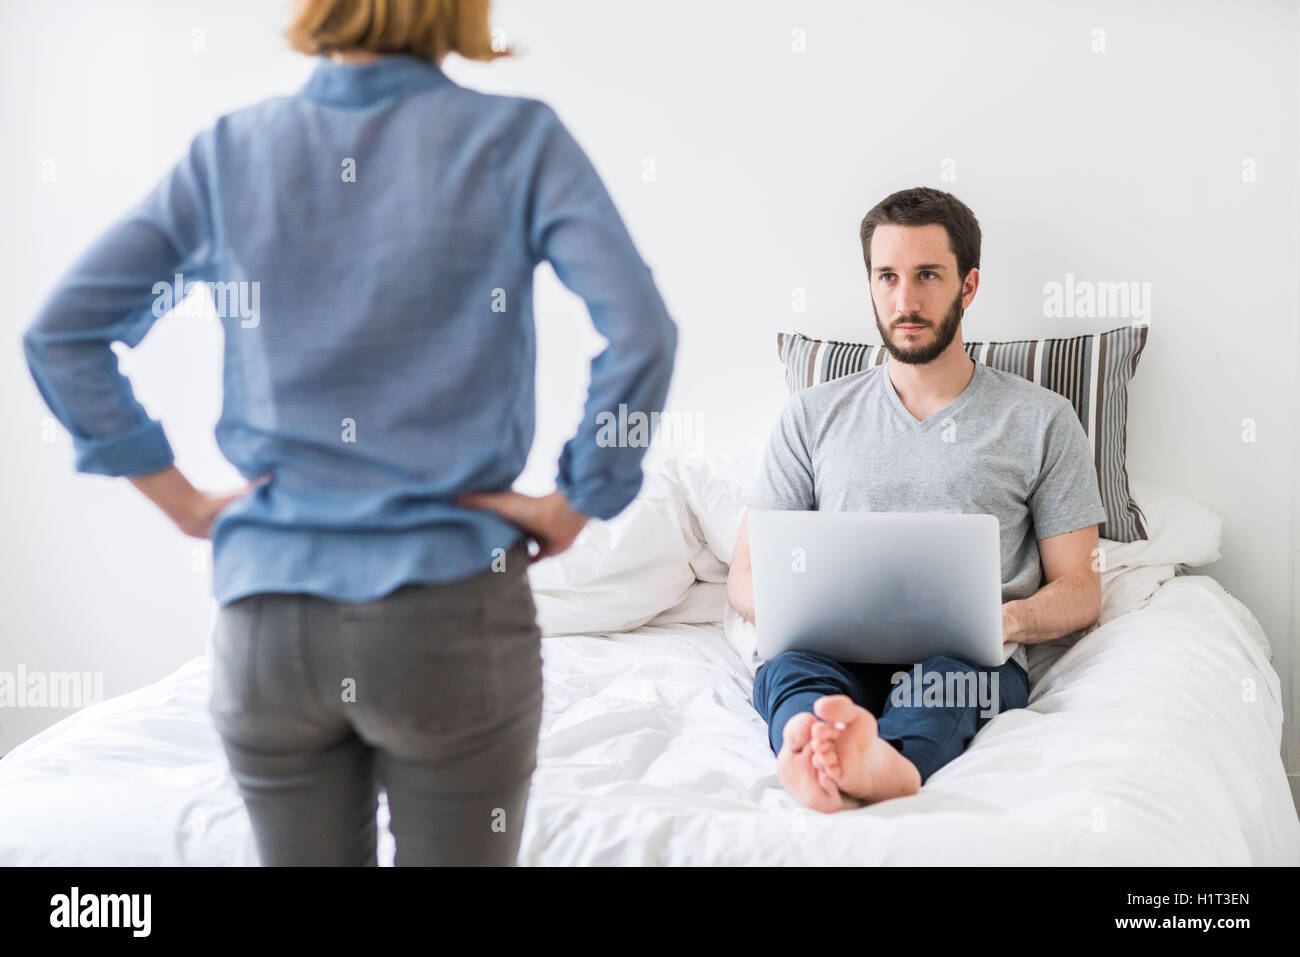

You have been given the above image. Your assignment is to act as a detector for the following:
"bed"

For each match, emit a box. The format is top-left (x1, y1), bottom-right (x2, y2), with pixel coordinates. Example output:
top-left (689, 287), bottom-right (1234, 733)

top-left (1, 456), bottom-right (1297, 865)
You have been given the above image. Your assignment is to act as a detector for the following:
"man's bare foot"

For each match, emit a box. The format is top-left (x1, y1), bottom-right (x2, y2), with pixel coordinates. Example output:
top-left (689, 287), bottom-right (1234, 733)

top-left (775, 712), bottom-right (863, 813)
top-left (808, 695), bottom-right (921, 803)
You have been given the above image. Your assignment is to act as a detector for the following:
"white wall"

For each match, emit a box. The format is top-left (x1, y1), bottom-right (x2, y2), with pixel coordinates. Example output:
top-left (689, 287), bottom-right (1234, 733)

top-left (2, 0), bottom-right (1296, 785)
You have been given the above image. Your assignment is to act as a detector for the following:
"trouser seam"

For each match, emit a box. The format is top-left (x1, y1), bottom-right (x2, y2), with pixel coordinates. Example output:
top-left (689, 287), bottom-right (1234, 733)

top-left (295, 596), bottom-right (336, 723)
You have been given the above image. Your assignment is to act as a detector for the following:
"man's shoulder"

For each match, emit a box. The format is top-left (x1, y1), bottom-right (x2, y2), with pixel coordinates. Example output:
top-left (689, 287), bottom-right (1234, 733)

top-left (977, 363), bottom-right (1076, 419)
top-left (793, 365), bottom-right (885, 413)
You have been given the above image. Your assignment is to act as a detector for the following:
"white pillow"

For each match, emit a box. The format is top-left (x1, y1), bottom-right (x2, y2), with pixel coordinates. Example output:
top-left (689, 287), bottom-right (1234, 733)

top-left (653, 456), bottom-right (748, 571)
top-left (1099, 476), bottom-right (1222, 571)
top-left (525, 466), bottom-right (710, 637)
top-left (1071, 476), bottom-right (1222, 632)
top-left (647, 581), bottom-right (729, 627)
top-left (1096, 563), bottom-right (1177, 627)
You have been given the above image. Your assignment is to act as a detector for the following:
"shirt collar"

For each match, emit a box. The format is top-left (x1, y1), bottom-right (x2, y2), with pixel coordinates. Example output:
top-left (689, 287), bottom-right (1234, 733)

top-left (299, 53), bottom-right (453, 106)
top-left (881, 353), bottom-right (983, 428)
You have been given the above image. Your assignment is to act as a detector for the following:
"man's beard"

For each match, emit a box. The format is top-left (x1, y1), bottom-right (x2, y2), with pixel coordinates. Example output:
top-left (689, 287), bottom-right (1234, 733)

top-left (872, 288), bottom-right (964, 365)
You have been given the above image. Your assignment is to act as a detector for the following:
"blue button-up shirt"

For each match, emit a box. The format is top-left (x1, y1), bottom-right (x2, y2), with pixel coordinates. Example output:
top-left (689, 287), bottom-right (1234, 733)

top-left (22, 54), bottom-right (677, 605)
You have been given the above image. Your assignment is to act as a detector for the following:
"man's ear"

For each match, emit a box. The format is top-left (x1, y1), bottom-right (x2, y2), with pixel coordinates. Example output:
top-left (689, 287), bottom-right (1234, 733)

top-left (961, 267), bottom-right (980, 308)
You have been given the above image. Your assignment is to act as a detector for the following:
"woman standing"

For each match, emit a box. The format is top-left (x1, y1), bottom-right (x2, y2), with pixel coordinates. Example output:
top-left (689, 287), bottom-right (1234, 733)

top-left (21, 0), bottom-right (676, 865)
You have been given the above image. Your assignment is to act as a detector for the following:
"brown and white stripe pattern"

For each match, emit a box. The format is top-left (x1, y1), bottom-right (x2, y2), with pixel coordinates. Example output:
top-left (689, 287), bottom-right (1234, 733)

top-left (775, 325), bottom-right (1150, 542)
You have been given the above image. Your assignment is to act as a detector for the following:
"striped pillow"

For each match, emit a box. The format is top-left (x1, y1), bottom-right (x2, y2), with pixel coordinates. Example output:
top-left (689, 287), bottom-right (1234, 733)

top-left (775, 325), bottom-right (1150, 543)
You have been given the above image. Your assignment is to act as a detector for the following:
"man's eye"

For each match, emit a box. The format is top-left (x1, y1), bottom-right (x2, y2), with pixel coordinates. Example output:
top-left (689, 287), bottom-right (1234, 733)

top-left (921, 271), bottom-right (937, 279)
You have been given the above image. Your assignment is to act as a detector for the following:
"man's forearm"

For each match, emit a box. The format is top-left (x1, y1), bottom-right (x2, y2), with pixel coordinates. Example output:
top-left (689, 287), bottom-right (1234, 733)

top-left (1004, 572), bottom-right (1101, 644)
top-left (726, 564), bottom-right (756, 625)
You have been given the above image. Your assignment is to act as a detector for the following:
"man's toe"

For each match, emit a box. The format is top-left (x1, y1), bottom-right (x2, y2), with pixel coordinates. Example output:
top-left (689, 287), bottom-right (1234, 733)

top-left (813, 694), bottom-right (859, 727)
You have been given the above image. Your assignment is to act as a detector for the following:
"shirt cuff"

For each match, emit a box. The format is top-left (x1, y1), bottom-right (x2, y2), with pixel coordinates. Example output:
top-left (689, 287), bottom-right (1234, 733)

top-left (556, 471), bottom-right (643, 521)
top-left (74, 419), bottom-right (175, 477)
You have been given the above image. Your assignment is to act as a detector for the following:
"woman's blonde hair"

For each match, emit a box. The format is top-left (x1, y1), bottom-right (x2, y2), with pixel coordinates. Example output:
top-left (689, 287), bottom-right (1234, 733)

top-left (285, 0), bottom-right (513, 64)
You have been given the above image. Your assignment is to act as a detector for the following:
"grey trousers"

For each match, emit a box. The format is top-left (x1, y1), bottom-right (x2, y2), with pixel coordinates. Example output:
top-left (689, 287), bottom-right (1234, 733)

top-left (209, 542), bottom-right (543, 866)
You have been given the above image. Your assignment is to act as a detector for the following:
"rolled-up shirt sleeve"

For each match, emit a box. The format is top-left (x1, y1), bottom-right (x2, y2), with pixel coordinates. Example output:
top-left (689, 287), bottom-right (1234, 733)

top-left (21, 129), bottom-right (214, 478)
top-left (517, 103), bottom-right (677, 520)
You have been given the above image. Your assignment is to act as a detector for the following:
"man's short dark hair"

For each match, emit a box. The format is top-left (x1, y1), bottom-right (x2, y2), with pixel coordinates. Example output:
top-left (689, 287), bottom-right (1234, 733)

top-left (859, 187), bottom-right (982, 283)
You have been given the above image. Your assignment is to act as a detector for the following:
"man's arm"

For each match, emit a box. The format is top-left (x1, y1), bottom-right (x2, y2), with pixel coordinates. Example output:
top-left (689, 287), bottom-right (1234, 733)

top-left (726, 506), bottom-right (757, 624)
top-left (731, 391), bottom-right (816, 625)
top-left (1004, 524), bottom-right (1103, 644)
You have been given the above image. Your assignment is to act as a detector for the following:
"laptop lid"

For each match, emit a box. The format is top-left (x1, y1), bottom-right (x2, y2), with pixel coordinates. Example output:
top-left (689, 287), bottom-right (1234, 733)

top-left (748, 510), bottom-right (1007, 667)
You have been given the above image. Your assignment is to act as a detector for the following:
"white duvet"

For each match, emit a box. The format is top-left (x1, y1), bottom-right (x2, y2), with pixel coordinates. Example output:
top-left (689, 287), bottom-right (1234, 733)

top-left (1, 457), bottom-right (1296, 865)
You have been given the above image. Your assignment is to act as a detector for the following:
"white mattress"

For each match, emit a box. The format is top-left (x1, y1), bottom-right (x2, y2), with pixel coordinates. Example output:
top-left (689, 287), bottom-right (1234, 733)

top-left (1, 573), bottom-right (1296, 865)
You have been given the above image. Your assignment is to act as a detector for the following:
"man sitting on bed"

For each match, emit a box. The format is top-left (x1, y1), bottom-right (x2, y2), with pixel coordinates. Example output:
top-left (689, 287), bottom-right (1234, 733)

top-left (726, 187), bottom-right (1107, 812)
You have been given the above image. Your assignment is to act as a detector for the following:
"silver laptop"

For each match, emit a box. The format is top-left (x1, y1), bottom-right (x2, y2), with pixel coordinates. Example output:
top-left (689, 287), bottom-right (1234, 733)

top-left (748, 510), bottom-right (1010, 667)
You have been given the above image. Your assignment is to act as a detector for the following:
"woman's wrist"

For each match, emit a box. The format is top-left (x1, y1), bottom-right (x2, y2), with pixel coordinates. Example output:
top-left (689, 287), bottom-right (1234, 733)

top-left (127, 465), bottom-right (201, 526)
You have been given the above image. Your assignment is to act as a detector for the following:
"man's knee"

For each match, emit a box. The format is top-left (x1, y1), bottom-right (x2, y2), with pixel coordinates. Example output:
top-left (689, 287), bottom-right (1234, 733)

top-left (901, 655), bottom-right (995, 711)
top-left (917, 654), bottom-right (979, 675)
top-left (756, 649), bottom-right (835, 685)
top-left (1001, 662), bottom-right (1030, 710)
top-left (915, 656), bottom-right (1027, 713)
top-left (752, 650), bottom-right (837, 708)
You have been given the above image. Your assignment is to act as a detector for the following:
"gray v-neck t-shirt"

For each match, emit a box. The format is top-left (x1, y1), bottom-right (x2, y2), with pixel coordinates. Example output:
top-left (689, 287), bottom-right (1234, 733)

top-left (744, 355), bottom-right (1109, 674)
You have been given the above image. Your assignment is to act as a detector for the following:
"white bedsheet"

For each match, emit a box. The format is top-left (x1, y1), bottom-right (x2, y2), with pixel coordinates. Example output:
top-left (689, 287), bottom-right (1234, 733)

top-left (523, 575), bottom-right (1299, 864)
top-left (0, 573), bottom-right (1295, 865)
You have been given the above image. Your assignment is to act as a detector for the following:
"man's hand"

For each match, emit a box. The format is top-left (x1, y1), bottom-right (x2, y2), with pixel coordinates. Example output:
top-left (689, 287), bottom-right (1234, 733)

top-left (128, 465), bottom-right (272, 540)
top-left (1002, 601), bottom-right (1022, 644)
top-left (457, 489), bottom-right (589, 563)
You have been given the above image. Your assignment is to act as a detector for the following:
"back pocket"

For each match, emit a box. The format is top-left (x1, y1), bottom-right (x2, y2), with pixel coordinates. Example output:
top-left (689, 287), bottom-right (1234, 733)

top-left (340, 601), bottom-right (498, 736)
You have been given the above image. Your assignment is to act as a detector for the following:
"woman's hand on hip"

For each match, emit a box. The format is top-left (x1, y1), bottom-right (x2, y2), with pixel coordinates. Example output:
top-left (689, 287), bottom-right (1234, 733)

top-left (457, 489), bottom-right (589, 563)
top-left (128, 465), bottom-right (272, 540)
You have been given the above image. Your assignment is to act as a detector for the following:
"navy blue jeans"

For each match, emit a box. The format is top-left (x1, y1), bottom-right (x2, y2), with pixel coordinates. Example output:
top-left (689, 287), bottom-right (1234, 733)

top-left (752, 651), bottom-right (1029, 785)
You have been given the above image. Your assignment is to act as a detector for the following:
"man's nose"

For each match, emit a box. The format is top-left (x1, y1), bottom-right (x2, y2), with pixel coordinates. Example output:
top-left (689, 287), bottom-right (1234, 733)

top-left (894, 279), bottom-right (922, 318)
